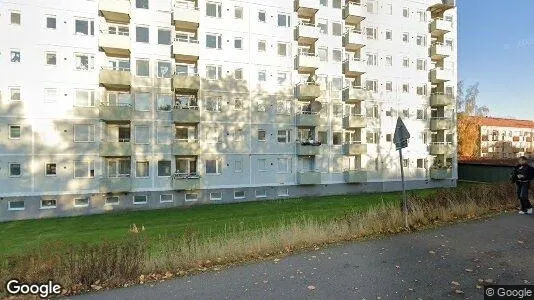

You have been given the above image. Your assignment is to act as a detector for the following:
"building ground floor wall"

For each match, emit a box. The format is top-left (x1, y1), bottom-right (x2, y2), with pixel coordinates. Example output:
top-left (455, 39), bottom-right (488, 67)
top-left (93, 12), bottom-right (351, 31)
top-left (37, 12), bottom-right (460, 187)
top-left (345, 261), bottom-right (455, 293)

top-left (0, 179), bottom-right (456, 222)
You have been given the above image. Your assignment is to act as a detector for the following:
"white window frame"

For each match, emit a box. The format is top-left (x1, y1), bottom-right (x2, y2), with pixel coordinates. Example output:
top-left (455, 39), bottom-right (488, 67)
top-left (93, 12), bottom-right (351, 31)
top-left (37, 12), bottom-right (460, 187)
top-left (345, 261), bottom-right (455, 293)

top-left (74, 89), bottom-right (95, 107)
top-left (45, 52), bottom-right (57, 66)
top-left (277, 188), bottom-right (289, 197)
top-left (10, 49), bottom-right (21, 63)
top-left (105, 196), bottom-right (120, 206)
top-left (9, 125), bottom-right (21, 139)
top-left (74, 198), bottom-right (89, 207)
top-left (74, 53), bottom-right (95, 71)
top-left (40, 199), bottom-right (57, 210)
top-left (73, 160), bottom-right (95, 178)
top-left (8, 200), bottom-right (25, 211)
top-left (258, 10), bottom-right (266, 23)
top-left (205, 159), bottom-right (222, 174)
top-left (206, 2), bottom-right (222, 18)
top-left (135, 161), bottom-right (150, 178)
top-left (160, 194), bottom-right (173, 203)
top-left (74, 18), bottom-right (94, 36)
top-left (73, 124), bottom-right (95, 142)
top-left (255, 189), bottom-right (267, 198)
top-left (9, 163), bottom-right (21, 177)
top-left (234, 190), bottom-right (246, 199)
top-left (210, 192), bottom-right (222, 201)
top-left (234, 6), bottom-right (243, 19)
top-left (206, 33), bottom-right (222, 49)
top-left (133, 195), bottom-right (148, 205)
top-left (185, 193), bottom-right (198, 202)
top-left (9, 87), bottom-right (21, 102)
top-left (234, 160), bottom-right (243, 173)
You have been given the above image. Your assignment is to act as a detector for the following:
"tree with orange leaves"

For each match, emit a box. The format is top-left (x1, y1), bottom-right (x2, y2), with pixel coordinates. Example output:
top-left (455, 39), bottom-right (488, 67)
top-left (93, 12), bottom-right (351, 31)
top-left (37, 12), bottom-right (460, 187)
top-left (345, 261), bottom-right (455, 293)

top-left (456, 81), bottom-right (488, 158)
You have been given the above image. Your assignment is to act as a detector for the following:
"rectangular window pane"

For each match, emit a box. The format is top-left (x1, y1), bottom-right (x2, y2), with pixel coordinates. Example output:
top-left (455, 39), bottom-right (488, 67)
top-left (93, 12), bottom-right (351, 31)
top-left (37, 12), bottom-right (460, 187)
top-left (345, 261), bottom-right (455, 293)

top-left (136, 27), bottom-right (149, 43)
top-left (158, 29), bottom-right (171, 45)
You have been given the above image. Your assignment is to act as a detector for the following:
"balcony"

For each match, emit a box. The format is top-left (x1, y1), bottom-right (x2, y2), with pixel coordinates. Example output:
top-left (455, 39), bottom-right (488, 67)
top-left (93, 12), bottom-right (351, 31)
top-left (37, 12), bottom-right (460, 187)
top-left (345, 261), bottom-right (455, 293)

top-left (99, 32), bottom-right (130, 56)
top-left (342, 86), bottom-right (367, 103)
top-left (430, 93), bottom-right (453, 106)
top-left (429, 0), bottom-right (456, 16)
top-left (173, 38), bottom-right (199, 62)
top-left (172, 177), bottom-right (200, 190)
top-left (99, 105), bottom-right (132, 121)
top-left (296, 23), bottom-right (320, 45)
top-left (343, 58), bottom-right (366, 78)
top-left (296, 144), bottom-right (321, 156)
top-left (99, 0), bottom-right (130, 23)
top-left (343, 170), bottom-right (368, 183)
top-left (296, 83), bottom-right (321, 100)
top-left (172, 73), bottom-right (200, 91)
top-left (430, 118), bottom-right (452, 131)
top-left (100, 141), bottom-right (132, 157)
top-left (343, 115), bottom-right (367, 128)
top-left (295, 0), bottom-right (319, 18)
top-left (342, 30), bottom-right (365, 51)
top-left (173, 1), bottom-right (200, 30)
top-left (430, 68), bottom-right (453, 83)
top-left (99, 68), bottom-right (131, 89)
top-left (342, 143), bottom-right (367, 155)
top-left (430, 167), bottom-right (453, 180)
top-left (430, 43), bottom-right (452, 60)
top-left (343, 2), bottom-right (365, 25)
top-left (296, 113), bottom-right (321, 127)
top-left (296, 53), bottom-right (319, 73)
top-left (99, 177), bottom-right (132, 193)
top-left (171, 141), bottom-right (200, 156)
top-left (173, 107), bottom-right (200, 123)
top-left (429, 143), bottom-right (452, 155)
top-left (297, 171), bottom-right (321, 185)
top-left (429, 19), bottom-right (452, 37)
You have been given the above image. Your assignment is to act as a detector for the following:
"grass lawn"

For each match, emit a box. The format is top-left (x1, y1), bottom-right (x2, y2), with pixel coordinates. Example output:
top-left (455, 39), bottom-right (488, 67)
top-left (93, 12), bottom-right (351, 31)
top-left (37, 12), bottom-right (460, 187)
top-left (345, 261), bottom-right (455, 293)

top-left (0, 188), bottom-right (439, 257)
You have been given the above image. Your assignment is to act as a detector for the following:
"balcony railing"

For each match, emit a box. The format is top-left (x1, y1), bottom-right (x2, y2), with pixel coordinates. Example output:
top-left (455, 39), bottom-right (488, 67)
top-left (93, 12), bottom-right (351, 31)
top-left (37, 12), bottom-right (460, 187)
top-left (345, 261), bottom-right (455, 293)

top-left (171, 171), bottom-right (200, 180)
top-left (174, 1), bottom-right (198, 10)
top-left (175, 36), bottom-right (199, 44)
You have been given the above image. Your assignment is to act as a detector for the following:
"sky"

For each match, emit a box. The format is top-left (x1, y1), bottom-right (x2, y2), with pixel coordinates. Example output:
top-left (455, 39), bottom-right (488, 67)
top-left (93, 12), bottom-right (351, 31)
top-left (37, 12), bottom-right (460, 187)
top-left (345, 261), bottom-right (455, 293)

top-left (458, 0), bottom-right (534, 120)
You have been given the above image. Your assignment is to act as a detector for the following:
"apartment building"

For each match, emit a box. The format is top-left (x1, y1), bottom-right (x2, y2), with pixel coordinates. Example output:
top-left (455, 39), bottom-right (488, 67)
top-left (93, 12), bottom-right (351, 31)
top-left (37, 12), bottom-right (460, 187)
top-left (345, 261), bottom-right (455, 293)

top-left (472, 117), bottom-right (534, 159)
top-left (0, 0), bottom-right (457, 221)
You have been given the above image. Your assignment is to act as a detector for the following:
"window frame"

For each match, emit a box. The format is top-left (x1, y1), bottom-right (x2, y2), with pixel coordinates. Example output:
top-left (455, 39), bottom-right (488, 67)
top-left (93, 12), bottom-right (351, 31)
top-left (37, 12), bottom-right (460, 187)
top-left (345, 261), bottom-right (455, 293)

top-left (185, 193), bottom-right (198, 202)
top-left (133, 195), bottom-right (148, 205)
top-left (135, 161), bottom-right (150, 178)
top-left (210, 192), bottom-right (222, 201)
top-left (73, 160), bottom-right (95, 178)
top-left (8, 125), bottom-right (21, 139)
top-left (8, 200), bottom-right (25, 211)
top-left (10, 10), bottom-right (21, 25)
top-left (9, 163), bottom-right (22, 177)
top-left (46, 15), bottom-right (56, 29)
top-left (206, 2), bottom-right (222, 18)
top-left (160, 194), bottom-right (173, 203)
top-left (234, 190), bottom-right (246, 199)
top-left (45, 163), bottom-right (57, 176)
top-left (40, 199), bottom-right (57, 210)
top-left (45, 52), bottom-right (57, 66)
top-left (105, 196), bottom-right (120, 206)
top-left (73, 198), bottom-right (89, 208)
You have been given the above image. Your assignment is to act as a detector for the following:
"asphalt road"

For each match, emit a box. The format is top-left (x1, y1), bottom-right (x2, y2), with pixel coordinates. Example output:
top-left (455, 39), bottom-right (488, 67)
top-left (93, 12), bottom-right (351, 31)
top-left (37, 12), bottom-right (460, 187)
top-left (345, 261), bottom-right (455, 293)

top-left (71, 214), bottom-right (534, 300)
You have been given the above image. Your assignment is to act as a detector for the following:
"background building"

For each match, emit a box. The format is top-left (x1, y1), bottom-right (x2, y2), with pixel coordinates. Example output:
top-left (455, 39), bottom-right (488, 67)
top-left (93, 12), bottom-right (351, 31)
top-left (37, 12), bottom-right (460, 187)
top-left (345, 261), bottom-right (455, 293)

top-left (0, 0), bottom-right (457, 221)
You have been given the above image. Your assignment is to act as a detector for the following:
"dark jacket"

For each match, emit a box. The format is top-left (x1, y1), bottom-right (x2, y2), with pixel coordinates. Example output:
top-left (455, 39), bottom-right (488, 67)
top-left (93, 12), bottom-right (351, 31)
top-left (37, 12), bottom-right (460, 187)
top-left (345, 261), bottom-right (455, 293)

top-left (510, 163), bottom-right (534, 183)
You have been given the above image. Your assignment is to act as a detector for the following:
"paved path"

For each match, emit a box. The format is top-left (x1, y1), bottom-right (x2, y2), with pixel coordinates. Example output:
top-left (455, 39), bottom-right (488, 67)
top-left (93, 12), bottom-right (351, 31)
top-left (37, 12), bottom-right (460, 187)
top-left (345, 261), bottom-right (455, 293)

top-left (72, 214), bottom-right (534, 300)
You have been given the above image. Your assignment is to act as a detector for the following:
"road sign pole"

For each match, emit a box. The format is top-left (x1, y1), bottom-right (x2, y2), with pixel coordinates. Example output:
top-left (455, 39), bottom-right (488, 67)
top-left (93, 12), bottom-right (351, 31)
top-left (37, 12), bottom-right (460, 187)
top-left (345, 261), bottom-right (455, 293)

top-left (398, 148), bottom-right (409, 229)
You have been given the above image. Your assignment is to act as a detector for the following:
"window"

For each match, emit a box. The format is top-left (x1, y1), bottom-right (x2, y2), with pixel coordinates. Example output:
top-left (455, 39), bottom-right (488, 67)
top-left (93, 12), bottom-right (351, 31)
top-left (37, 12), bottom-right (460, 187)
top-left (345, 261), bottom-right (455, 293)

top-left (417, 10), bottom-right (427, 22)
top-left (416, 59), bottom-right (426, 71)
top-left (277, 158), bottom-right (289, 173)
top-left (11, 50), bottom-right (21, 63)
top-left (235, 6), bottom-right (243, 19)
top-left (417, 159), bottom-right (425, 168)
top-left (8, 200), bottom-right (25, 211)
top-left (318, 131), bottom-right (327, 144)
top-left (402, 32), bottom-right (409, 43)
top-left (318, 47), bottom-right (328, 62)
top-left (332, 132), bottom-right (342, 145)
top-left (402, 159), bottom-right (409, 168)
top-left (277, 43), bottom-right (288, 56)
top-left (133, 195), bottom-right (147, 205)
top-left (45, 52), bottom-right (56, 65)
top-left (332, 49), bottom-right (342, 62)
top-left (385, 3), bottom-right (393, 15)
top-left (10, 87), bottom-right (21, 101)
top-left (160, 194), bottom-right (173, 203)
top-left (136, 26), bottom-right (149, 43)
top-left (367, 53), bottom-right (378, 66)
top-left (365, 80), bottom-right (378, 92)
top-left (46, 15), bottom-right (56, 29)
top-left (205, 97), bottom-right (222, 112)
top-left (135, 161), bottom-right (149, 177)
top-left (333, 104), bottom-right (343, 117)
top-left (277, 72), bottom-right (288, 85)
top-left (41, 200), bottom-right (57, 209)
top-left (402, 109), bottom-right (410, 118)
top-left (277, 130), bottom-right (291, 143)
top-left (258, 10), bottom-right (266, 22)
top-left (206, 65), bottom-right (222, 80)
top-left (74, 53), bottom-right (94, 70)
top-left (258, 40), bottom-right (266, 52)
top-left (74, 198), bottom-right (89, 207)
top-left (366, 27), bottom-right (377, 40)
top-left (332, 22), bottom-right (342, 36)
top-left (366, 105), bottom-right (379, 118)
top-left (386, 134), bottom-right (392, 142)
top-left (136, 59), bottom-right (150, 76)
top-left (320, 0), bottom-right (327, 6)
top-left (134, 125), bottom-right (150, 144)
top-left (234, 160), bottom-right (243, 173)
top-left (206, 34), bottom-right (222, 49)
top-left (402, 83), bottom-right (410, 93)
top-left (44, 88), bottom-right (57, 103)
top-left (206, 2), bottom-right (222, 18)
top-left (105, 196), bottom-right (119, 206)
top-left (256, 100), bottom-right (266, 112)
top-left (366, 131), bottom-right (378, 144)
top-left (258, 159), bottom-right (267, 171)
top-left (206, 159), bottom-right (222, 174)
top-left (234, 98), bottom-right (243, 110)
top-left (45, 163), bottom-right (57, 176)
top-left (258, 130), bottom-right (267, 141)
top-left (206, 127), bottom-right (221, 142)
top-left (10, 11), bottom-right (21, 25)
top-left (73, 125), bottom-right (95, 142)
top-left (74, 19), bottom-right (94, 36)
top-left (234, 190), bottom-right (246, 199)
top-left (385, 55), bottom-right (392, 67)
top-left (233, 129), bottom-right (244, 142)
top-left (157, 28), bottom-right (171, 45)
top-left (210, 192), bottom-right (222, 201)
top-left (234, 37), bottom-right (243, 49)
top-left (277, 188), bottom-right (289, 197)
top-left (386, 81), bottom-right (393, 92)
top-left (402, 7), bottom-right (409, 18)
top-left (416, 109), bottom-right (426, 120)
top-left (158, 160), bottom-right (171, 176)
top-left (256, 189), bottom-right (267, 198)
top-left (74, 90), bottom-right (95, 107)
top-left (417, 85), bottom-right (427, 96)
top-left (333, 0), bottom-right (341, 8)
top-left (74, 161), bottom-right (95, 178)
top-left (367, 0), bottom-right (377, 13)
top-left (136, 0), bottom-right (149, 8)
top-left (157, 94), bottom-right (172, 111)
top-left (9, 163), bottom-right (21, 177)
top-left (9, 125), bottom-right (21, 139)
top-left (385, 30), bottom-right (392, 40)
top-left (277, 13), bottom-right (290, 27)
top-left (155, 61), bottom-right (171, 78)
top-left (317, 19), bottom-right (328, 34)
top-left (257, 70), bottom-right (267, 82)
top-left (416, 35), bottom-right (426, 47)
top-left (135, 93), bottom-right (150, 111)
top-left (183, 193), bottom-right (197, 202)
top-left (402, 57), bottom-right (410, 68)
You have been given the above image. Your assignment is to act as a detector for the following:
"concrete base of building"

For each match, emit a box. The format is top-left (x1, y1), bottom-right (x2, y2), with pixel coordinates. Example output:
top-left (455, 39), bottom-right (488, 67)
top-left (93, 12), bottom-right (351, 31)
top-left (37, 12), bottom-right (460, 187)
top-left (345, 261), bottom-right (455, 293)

top-left (0, 179), bottom-right (457, 222)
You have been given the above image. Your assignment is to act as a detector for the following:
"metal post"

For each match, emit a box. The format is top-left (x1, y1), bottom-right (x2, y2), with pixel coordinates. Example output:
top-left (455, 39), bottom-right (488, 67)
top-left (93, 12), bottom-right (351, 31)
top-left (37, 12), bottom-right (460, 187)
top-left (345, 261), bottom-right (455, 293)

top-left (399, 148), bottom-right (409, 229)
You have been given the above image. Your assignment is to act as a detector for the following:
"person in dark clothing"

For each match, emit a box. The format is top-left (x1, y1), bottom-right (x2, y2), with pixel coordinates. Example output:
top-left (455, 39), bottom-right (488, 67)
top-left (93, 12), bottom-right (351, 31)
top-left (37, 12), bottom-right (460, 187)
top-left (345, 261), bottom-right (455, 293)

top-left (510, 156), bottom-right (534, 214)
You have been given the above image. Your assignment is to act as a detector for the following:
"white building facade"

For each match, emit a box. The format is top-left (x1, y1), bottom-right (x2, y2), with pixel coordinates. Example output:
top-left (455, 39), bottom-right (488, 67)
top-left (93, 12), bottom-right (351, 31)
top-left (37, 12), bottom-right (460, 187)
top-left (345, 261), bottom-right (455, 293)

top-left (0, 0), bottom-right (457, 221)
